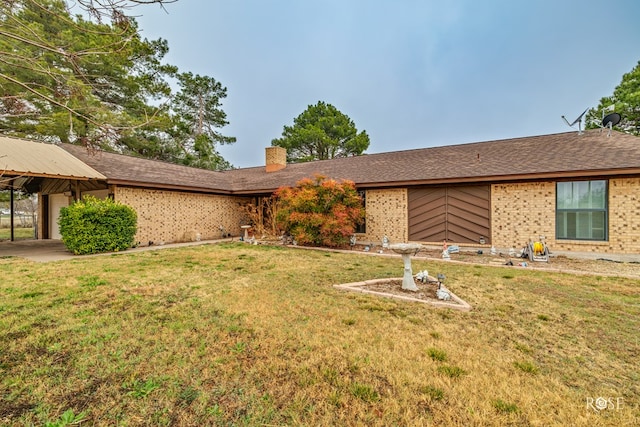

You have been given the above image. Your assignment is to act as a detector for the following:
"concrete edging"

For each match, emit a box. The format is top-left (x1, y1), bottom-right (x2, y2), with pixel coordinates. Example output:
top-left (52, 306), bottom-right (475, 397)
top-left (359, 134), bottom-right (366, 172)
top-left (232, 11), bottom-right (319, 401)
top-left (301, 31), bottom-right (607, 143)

top-left (334, 278), bottom-right (472, 311)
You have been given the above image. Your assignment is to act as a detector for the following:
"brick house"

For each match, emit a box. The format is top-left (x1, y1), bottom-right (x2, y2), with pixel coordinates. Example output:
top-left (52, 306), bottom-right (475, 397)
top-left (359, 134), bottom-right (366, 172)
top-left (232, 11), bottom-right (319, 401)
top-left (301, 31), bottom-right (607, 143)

top-left (3, 129), bottom-right (640, 256)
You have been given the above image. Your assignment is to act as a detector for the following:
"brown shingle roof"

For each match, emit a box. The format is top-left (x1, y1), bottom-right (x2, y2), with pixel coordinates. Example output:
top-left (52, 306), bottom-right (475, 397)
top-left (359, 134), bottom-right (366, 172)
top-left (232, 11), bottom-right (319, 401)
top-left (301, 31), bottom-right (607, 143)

top-left (61, 130), bottom-right (640, 195)
top-left (224, 130), bottom-right (640, 193)
top-left (61, 144), bottom-right (233, 193)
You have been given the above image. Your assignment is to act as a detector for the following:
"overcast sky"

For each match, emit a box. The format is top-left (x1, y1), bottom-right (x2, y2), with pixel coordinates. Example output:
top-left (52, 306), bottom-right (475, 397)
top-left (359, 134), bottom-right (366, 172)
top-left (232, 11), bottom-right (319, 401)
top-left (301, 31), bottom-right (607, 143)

top-left (134, 0), bottom-right (640, 169)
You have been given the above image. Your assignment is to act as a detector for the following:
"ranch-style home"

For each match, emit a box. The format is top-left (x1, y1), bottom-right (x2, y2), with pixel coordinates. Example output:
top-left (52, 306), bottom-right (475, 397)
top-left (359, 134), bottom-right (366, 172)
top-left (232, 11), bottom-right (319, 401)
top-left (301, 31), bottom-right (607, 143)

top-left (2, 129), bottom-right (640, 256)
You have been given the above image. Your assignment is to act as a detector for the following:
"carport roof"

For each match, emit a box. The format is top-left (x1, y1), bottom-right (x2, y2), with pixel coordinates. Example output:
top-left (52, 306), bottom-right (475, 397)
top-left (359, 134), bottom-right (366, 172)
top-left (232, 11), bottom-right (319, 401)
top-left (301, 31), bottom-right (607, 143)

top-left (0, 136), bottom-right (106, 180)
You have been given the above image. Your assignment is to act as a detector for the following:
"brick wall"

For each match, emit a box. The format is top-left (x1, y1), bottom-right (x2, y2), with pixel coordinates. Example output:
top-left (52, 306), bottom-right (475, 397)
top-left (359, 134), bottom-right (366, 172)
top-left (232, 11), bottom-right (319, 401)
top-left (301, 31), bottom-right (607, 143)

top-left (361, 188), bottom-right (407, 244)
top-left (114, 187), bottom-right (250, 245)
top-left (108, 177), bottom-right (640, 254)
top-left (491, 182), bottom-right (555, 251)
top-left (491, 178), bottom-right (640, 255)
top-left (562, 177), bottom-right (640, 255)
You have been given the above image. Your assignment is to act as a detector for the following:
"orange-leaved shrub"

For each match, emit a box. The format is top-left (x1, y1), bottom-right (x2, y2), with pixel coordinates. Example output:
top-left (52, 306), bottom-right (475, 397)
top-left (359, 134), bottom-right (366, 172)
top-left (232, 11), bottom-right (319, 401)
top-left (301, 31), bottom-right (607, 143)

top-left (275, 175), bottom-right (364, 247)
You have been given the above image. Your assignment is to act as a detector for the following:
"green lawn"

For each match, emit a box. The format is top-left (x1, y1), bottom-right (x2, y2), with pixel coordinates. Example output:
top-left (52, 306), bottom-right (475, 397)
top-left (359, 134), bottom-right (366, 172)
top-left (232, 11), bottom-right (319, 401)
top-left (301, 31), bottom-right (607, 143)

top-left (0, 243), bottom-right (638, 426)
top-left (0, 227), bottom-right (34, 241)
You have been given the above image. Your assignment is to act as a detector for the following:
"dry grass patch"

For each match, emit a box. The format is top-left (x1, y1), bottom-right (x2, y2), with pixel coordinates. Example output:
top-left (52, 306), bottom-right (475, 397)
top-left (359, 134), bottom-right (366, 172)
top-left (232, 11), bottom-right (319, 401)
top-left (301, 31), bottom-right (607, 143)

top-left (0, 242), bottom-right (638, 426)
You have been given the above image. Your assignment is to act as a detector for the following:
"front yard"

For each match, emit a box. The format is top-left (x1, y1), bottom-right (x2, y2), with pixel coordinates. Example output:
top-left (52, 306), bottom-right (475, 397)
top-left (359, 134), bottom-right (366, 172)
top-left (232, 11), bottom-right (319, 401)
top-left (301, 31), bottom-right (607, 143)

top-left (1, 243), bottom-right (638, 426)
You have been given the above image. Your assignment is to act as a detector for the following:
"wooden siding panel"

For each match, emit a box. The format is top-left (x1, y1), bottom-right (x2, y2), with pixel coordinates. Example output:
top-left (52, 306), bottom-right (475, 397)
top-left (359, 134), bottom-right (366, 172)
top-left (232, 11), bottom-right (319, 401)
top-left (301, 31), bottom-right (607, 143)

top-left (409, 188), bottom-right (446, 241)
top-left (409, 185), bottom-right (491, 243)
top-left (409, 227), bottom-right (447, 242)
top-left (410, 205), bottom-right (446, 226)
top-left (447, 199), bottom-right (489, 221)
top-left (447, 205), bottom-right (490, 228)
top-left (411, 215), bottom-right (447, 241)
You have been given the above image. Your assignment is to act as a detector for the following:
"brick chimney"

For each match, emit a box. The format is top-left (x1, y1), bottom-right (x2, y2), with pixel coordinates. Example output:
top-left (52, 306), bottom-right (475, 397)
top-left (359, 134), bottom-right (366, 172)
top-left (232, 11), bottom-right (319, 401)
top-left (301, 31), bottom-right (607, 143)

top-left (265, 146), bottom-right (287, 172)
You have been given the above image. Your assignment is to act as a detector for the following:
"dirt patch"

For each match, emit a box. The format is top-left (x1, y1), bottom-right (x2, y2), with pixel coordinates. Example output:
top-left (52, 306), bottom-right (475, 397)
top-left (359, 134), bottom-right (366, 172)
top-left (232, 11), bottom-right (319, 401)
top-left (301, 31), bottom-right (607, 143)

top-left (0, 400), bottom-right (36, 422)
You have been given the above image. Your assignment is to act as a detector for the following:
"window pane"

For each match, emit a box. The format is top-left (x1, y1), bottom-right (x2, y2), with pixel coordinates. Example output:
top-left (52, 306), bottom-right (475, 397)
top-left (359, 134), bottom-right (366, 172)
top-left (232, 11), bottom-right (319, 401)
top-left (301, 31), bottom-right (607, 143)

top-left (566, 212), bottom-right (577, 239)
top-left (576, 181), bottom-right (590, 209)
top-left (576, 212), bottom-right (591, 239)
top-left (591, 211), bottom-right (605, 240)
top-left (557, 182), bottom-right (571, 209)
top-left (355, 190), bottom-right (366, 233)
top-left (556, 211), bottom-right (567, 238)
top-left (590, 181), bottom-right (606, 209)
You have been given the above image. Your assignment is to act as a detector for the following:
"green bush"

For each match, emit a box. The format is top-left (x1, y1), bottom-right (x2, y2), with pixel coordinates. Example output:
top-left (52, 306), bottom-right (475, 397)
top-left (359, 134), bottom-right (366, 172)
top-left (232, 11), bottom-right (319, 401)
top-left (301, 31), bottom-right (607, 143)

top-left (58, 196), bottom-right (137, 255)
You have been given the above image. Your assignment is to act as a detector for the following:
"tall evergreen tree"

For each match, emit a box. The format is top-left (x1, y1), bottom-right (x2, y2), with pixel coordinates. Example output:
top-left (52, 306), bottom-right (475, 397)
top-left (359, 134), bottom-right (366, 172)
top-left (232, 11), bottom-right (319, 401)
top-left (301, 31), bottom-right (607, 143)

top-left (272, 101), bottom-right (370, 163)
top-left (170, 72), bottom-right (236, 170)
top-left (587, 60), bottom-right (640, 135)
top-left (0, 0), bottom-right (236, 170)
top-left (0, 0), bottom-right (173, 146)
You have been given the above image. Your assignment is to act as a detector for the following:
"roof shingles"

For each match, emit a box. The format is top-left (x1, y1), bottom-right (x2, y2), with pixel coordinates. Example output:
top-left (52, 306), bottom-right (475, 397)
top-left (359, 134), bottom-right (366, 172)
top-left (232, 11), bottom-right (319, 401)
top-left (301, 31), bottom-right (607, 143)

top-left (59, 130), bottom-right (640, 194)
top-left (61, 144), bottom-right (232, 193)
top-left (224, 130), bottom-right (640, 192)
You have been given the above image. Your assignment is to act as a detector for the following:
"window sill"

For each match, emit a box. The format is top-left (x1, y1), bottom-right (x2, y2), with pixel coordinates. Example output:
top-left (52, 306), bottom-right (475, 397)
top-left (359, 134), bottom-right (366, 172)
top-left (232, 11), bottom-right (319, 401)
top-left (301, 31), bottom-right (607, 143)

top-left (556, 240), bottom-right (609, 246)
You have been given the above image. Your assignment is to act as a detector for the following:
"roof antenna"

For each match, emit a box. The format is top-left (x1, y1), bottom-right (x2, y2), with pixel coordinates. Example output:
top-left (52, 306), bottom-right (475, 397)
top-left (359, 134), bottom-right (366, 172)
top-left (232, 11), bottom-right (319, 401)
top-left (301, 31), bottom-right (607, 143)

top-left (600, 105), bottom-right (621, 137)
top-left (561, 108), bottom-right (588, 135)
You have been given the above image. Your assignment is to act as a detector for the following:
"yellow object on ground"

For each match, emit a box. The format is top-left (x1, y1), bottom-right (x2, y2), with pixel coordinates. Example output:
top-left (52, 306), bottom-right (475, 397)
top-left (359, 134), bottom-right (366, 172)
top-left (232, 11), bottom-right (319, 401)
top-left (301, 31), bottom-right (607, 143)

top-left (533, 241), bottom-right (544, 255)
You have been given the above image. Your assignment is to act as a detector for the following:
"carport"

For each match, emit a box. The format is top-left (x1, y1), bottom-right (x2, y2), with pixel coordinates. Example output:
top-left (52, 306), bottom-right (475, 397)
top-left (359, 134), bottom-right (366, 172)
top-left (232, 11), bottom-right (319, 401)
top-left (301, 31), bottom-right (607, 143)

top-left (0, 135), bottom-right (106, 241)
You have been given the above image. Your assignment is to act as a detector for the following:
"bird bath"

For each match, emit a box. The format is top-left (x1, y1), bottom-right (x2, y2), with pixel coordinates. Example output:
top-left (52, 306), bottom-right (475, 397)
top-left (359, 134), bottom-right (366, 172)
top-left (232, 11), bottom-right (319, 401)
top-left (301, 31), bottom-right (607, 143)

top-left (240, 225), bottom-right (252, 241)
top-left (389, 243), bottom-right (423, 291)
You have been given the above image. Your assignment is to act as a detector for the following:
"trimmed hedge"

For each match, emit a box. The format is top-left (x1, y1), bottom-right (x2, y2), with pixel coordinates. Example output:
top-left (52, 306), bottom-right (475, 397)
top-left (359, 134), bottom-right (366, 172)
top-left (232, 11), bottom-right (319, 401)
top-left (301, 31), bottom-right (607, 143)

top-left (58, 196), bottom-right (137, 255)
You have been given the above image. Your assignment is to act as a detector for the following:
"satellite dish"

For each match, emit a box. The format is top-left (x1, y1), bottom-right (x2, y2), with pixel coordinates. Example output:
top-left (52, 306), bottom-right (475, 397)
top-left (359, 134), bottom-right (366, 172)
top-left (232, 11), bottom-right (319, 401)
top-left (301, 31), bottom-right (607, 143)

top-left (601, 112), bottom-right (621, 137)
top-left (602, 112), bottom-right (621, 128)
top-left (561, 108), bottom-right (588, 134)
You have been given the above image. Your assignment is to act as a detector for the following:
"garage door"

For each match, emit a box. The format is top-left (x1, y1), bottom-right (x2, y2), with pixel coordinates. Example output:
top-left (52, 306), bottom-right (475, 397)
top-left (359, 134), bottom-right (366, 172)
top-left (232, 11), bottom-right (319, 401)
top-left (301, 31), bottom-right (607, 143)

top-left (408, 185), bottom-right (491, 244)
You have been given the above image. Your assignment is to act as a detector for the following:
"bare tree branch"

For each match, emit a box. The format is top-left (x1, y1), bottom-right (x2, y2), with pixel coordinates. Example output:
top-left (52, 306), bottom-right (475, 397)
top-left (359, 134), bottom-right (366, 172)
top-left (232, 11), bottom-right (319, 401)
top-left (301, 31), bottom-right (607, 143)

top-left (76, 0), bottom-right (176, 23)
top-left (0, 0), bottom-right (178, 146)
top-left (0, 71), bottom-right (103, 126)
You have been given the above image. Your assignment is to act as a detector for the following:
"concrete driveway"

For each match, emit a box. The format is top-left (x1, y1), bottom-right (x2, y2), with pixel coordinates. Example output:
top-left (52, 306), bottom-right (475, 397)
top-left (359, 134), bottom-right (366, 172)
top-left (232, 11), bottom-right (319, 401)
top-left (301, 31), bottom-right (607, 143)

top-left (0, 239), bottom-right (225, 262)
top-left (0, 240), bottom-right (77, 262)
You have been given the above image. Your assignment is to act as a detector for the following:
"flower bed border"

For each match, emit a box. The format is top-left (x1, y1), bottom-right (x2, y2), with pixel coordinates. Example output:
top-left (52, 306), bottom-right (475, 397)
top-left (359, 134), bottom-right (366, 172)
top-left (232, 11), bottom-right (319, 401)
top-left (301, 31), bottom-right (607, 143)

top-left (334, 278), bottom-right (472, 311)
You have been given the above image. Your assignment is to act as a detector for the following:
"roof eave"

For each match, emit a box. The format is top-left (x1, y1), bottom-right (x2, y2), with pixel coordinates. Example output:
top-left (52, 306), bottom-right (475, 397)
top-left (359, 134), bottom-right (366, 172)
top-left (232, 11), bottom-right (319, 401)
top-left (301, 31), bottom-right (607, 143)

top-left (228, 188), bottom-right (281, 196)
top-left (224, 168), bottom-right (640, 194)
top-left (354, 168), bottom-right (640, 188)
top-left (107, 179), bottom-right (234, 195)
top-left (3, 170), bottom-right (102, 181)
